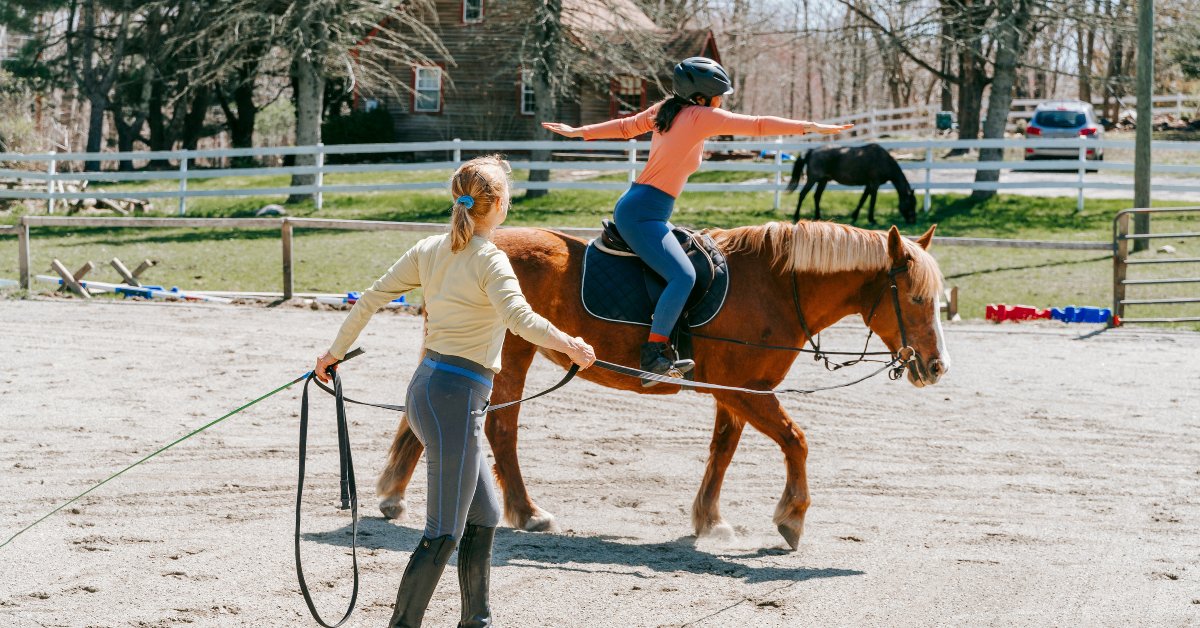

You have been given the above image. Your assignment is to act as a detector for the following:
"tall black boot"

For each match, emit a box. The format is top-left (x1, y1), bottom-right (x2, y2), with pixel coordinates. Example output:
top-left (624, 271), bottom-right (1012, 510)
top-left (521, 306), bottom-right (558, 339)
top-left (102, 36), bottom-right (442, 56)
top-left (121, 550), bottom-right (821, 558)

top-left (389, 534), bottom-right (457, 628)
top-left (457, 524), bottom-right (496, 628)
top-left (639, 341), bottom-right (695, 388)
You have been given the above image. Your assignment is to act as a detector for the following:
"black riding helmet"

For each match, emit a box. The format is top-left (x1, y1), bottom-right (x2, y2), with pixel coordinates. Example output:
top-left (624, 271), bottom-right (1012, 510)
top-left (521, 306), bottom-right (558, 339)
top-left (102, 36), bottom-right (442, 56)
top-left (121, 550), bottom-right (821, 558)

top-left (672, 57), bottom-right (734, 101)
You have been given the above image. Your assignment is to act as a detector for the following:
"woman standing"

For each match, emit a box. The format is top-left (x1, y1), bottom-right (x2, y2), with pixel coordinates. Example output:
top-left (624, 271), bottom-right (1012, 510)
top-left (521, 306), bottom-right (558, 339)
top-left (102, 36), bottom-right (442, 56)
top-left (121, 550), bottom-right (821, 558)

top-left (314, 155), bottom-right (596, 627)
top-left (543, 57), bottom-right (852, 384)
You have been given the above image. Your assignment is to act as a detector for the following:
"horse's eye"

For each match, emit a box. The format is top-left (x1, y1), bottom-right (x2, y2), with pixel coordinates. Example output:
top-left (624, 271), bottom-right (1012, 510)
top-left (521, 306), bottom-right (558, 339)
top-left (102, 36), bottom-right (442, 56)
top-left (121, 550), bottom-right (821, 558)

top-left (911, 295), bottom-right (925, 305)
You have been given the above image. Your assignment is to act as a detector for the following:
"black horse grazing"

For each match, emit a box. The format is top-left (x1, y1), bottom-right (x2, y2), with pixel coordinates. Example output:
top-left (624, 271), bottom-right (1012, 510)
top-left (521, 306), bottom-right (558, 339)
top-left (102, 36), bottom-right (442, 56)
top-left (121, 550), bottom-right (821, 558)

top-left (786, 143), bottom-right (917, 224)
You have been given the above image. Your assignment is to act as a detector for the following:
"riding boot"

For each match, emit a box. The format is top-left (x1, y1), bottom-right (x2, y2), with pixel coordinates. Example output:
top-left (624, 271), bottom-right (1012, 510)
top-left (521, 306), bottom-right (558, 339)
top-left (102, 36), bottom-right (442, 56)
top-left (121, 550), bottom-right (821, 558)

top-left (639, 341), bottom-right (695, 388)
top-left (388, 534), bottom-right (457, 628)
top-left (457, 524), bottom-right (496, 628)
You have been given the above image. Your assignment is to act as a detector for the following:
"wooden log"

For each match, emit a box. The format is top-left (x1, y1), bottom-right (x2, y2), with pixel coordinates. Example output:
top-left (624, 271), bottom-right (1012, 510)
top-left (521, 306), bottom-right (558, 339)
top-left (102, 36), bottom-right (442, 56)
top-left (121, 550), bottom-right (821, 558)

top-left (50, 259), bottom-right (90, 299)
top-left (72, 261), bottom-right (94, 282)
top-left (96, 198), bottom-right (131, 216)
top-left (132, 259), bottom-right (157, 279)
top-left (110, 257), bottom-right (140, 287)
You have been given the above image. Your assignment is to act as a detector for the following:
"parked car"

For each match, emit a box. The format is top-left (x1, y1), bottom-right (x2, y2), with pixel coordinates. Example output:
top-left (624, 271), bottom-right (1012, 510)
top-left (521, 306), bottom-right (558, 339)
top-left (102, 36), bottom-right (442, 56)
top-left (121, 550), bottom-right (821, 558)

top-left (1024, 100), bottom-right (1104, 160)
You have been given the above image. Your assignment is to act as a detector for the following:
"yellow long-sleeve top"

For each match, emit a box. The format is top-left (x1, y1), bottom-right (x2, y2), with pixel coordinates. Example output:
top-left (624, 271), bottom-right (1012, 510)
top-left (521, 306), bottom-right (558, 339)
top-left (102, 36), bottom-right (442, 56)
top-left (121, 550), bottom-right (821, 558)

top-left (327, 233), bottom-right (556, 372)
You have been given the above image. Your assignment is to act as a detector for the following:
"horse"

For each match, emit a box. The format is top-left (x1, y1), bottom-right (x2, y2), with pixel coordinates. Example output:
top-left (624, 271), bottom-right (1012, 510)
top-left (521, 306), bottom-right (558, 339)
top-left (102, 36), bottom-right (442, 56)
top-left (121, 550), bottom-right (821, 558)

top-left (375, 221), bottom-right (949, 550)
top-left (786, 143), bottom-right (918, 225)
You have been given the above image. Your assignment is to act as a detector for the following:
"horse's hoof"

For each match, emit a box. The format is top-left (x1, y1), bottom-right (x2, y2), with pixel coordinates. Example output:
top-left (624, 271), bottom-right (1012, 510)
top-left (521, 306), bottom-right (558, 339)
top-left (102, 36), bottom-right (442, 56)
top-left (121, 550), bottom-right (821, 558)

top-left (777, 523), bottom-right (802, 551)
top-left (698, 521), bottom-right (736, 542)
top-left (379, 497), bottom-right (408, 520)
top-left (522, 510), bottom-right (559, 533)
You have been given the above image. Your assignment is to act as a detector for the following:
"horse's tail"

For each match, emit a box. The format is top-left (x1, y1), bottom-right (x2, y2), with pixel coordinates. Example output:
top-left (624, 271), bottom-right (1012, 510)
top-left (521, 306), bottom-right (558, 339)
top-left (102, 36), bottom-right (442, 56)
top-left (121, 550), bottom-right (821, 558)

top-left (785, 150), bottom-right (809, 193)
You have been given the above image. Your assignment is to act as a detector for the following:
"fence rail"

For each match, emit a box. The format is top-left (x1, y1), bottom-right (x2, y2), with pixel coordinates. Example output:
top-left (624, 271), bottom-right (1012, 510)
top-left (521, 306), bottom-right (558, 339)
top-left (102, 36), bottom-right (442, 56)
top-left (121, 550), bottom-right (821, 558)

top-left (9, 216), bottom-right (1110, 297)
top-left (3, 137), bottom-right (1200, 216)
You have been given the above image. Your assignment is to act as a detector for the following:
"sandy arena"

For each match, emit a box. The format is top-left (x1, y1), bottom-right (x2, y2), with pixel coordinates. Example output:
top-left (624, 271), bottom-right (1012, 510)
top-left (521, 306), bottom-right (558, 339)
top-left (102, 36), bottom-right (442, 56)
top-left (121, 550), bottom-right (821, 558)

top-left (1, 298), bottom-right (1197, 627)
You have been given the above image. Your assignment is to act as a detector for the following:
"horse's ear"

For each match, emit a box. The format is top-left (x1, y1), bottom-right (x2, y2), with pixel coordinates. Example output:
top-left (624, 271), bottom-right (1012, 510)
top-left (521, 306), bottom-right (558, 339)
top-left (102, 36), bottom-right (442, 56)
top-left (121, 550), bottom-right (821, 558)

top-left (916, 224), bottom-right (937, 250)
top-left (886, 225), bottom-right (906, 266)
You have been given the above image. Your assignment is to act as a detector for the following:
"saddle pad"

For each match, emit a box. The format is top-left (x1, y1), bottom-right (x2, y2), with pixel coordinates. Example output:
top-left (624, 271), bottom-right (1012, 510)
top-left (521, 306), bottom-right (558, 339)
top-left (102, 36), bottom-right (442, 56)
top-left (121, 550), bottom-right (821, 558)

top-left (580, 235), bottom-right (729, 328)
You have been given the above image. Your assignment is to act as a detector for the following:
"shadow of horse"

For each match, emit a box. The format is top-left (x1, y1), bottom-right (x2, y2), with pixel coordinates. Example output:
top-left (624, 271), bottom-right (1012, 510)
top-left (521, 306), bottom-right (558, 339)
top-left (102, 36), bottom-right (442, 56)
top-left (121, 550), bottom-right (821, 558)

top-left (303, 517), bottom-right (863, 586)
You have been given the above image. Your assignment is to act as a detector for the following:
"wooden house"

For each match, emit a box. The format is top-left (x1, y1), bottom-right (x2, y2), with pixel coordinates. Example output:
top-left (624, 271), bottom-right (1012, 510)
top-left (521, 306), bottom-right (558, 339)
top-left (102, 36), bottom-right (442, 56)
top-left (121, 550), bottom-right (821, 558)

top-left (357, 0), bottom-right (721, 142)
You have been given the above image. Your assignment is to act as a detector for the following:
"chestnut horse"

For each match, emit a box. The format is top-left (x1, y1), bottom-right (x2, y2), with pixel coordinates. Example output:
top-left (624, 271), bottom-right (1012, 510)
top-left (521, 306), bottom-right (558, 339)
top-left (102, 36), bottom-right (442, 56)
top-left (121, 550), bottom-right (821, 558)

top-left (375, 221), bottom-right (949, 549)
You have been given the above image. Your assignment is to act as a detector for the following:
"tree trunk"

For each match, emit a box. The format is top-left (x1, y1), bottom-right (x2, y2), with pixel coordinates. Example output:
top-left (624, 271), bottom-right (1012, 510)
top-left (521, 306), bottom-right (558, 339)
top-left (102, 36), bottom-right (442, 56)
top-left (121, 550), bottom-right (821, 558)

top-left (146, 70), bottom-right (171, 169)
top-left (525, 0), bottom-right (563, 200)
top-left (182, 85), bottom-right (210, 152)
top-left (973, 0), bottom-right (1031, 199)
top-left (84, 94), bottom-right (107, 172)
top-left (288, 54), bottom-right (324, 204)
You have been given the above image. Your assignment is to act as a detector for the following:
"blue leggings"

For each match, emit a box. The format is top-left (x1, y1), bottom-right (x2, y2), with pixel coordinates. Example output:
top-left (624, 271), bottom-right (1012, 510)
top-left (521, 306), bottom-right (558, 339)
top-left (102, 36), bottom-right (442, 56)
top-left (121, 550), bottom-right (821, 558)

top-left (614, 183), bottom-right (695, 338)
top-left (404, 351), bottom-right (502, 541)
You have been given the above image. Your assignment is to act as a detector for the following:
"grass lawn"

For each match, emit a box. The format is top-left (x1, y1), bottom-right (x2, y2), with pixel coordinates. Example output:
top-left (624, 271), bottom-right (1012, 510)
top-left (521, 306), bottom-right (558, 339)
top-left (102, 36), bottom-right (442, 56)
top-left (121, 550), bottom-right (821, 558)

top-left (1, 169), bottom-right (1197, 327)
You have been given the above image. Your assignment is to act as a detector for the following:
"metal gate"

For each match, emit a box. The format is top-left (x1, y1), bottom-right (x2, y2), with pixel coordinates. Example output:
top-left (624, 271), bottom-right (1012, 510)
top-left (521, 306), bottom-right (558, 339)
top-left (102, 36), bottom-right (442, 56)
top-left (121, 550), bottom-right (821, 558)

top-left (1112, 207), bottom-right (1200, 325)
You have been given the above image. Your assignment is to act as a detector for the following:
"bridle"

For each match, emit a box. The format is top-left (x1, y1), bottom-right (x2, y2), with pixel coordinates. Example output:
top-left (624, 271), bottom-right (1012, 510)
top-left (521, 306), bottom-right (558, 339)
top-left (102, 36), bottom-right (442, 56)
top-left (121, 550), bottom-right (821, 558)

top-left (686, 261), bottom-right (921, 383)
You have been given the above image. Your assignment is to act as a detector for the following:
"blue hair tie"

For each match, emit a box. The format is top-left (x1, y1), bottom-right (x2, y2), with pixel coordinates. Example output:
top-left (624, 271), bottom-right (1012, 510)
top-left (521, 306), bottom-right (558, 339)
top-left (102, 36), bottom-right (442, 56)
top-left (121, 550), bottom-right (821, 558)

top-left (456, 195), bottom-right (474, 209)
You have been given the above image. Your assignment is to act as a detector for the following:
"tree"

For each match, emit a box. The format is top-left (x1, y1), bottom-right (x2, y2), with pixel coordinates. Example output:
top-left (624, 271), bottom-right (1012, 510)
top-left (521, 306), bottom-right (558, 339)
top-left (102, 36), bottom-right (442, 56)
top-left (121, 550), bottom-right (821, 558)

top-left (518, 0), bottom-right (669, 198)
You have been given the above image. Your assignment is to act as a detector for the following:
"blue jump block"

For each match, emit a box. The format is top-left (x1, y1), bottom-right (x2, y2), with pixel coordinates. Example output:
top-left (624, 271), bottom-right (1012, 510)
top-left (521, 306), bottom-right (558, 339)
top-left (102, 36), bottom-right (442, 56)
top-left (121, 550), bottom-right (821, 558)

top-left (1051, 306), bottom-right (1110, 323)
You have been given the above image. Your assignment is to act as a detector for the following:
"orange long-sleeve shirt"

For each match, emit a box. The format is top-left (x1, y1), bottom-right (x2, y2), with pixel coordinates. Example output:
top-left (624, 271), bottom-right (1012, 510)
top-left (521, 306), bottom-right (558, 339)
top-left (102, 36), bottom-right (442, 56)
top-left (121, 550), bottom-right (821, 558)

top-left (578, 104), bottom-right (812, 198)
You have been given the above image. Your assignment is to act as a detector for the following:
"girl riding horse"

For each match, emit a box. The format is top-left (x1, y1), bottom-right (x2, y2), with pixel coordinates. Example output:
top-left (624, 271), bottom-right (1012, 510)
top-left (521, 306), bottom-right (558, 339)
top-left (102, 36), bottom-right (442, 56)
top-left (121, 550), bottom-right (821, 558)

top-left (543, 57), bottom-right (852, 384)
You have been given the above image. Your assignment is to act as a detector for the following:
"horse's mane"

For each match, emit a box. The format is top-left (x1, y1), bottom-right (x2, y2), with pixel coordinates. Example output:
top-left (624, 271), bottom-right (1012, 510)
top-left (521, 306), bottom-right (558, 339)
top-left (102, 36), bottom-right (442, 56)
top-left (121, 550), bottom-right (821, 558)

top-left (710, 221), bottom-right (943, 298)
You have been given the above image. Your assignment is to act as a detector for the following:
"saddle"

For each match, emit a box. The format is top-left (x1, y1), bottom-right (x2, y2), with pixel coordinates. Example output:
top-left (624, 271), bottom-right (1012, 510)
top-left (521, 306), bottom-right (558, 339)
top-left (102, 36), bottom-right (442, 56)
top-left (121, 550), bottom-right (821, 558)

top-left (581, 219), bottom-right (730, 334)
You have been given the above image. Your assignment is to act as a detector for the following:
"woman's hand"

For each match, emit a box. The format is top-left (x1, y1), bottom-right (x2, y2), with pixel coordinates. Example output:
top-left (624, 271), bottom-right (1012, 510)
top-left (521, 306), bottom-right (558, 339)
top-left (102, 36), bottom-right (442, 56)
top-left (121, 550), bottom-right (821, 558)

top-left (541, 122), bottom-right (583, 138)
top-left (314, 351), bottom-right (339, 383)
top-left (810, 122), bottom-right (854, 135)
top-left (565, 337), bottom-right (597, 370)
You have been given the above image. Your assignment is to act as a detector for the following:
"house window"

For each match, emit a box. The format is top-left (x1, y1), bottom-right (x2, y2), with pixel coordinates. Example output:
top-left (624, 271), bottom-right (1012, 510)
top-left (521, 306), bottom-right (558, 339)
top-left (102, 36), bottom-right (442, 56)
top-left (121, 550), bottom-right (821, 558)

top-left (520, 69), bottom-right (536, 116)
top-left (610, 76), bottom-right (646, 118)
top-left (463, 0), bottom-right (483, 23)
top-left (414, 66), bottom-right (441, 113)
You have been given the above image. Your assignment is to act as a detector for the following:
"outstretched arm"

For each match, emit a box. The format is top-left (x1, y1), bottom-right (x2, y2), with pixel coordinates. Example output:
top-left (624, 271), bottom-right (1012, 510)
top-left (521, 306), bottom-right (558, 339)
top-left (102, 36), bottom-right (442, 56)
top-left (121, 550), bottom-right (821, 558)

top-left (701, 107), bottom-right (852, 137)
top-left (327, 251), bottom-right (421, 358)
top-left (543, 104), bottom-right (659, 140)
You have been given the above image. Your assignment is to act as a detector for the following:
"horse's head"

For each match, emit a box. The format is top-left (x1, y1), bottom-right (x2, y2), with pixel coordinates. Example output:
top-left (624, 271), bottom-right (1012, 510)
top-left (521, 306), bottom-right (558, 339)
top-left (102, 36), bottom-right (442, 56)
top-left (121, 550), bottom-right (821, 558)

top-left (863, 225), bottom-right (949, 388)
top-left (898, 191), bottom-right (918, 225)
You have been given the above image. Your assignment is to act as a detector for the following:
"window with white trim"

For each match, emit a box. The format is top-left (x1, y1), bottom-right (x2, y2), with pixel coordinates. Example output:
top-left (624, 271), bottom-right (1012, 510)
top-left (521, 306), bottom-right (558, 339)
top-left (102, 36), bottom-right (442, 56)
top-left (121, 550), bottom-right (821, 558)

top-left (414, 66), bottom-right (441, 112)
top-left (611, 76), bottom-right (645, 118)
top-left (463, 0), bottom-right (483, 22)
top-left (520, 69), bottom-right (536, 116)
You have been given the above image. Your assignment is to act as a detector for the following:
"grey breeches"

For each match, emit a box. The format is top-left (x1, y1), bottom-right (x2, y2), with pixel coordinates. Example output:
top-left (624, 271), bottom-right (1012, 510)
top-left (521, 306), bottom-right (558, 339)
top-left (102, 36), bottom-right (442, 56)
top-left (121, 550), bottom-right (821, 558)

top-left (404, 351), bottom-right (502, 541)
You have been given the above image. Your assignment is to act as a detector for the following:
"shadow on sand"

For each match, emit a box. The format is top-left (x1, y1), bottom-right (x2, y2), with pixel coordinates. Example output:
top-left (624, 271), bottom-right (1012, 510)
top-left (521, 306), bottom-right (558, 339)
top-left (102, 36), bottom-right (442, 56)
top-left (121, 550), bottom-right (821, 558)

top-left (303, 516), bottom-right (862, 586)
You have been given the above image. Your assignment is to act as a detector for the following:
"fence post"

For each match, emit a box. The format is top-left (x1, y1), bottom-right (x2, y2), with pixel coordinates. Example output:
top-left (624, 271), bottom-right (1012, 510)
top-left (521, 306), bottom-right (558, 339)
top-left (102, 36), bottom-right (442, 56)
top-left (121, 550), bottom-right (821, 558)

top-left (17, 217), bottom-right (30, 290)
top-left (627, 139), bottom-right (637, 183)
top-left (1112, 212), bottom-right (1129, 324)
top-left (178, 153), bottom-right (188, 216)
top-left (281, 218), bottom-right (294, 301)
top-left (315, 142), bottom-right (325, 210)
top-left (1076, 141), bottom-right (1086, 213)
top-left (47, 150), bottom-right (57, 215)
top-left (923, 146), bottom-right (934, 213)
top-left (773, 137), bottom-right (783, 211)
top-left (452, 137), bottom-right (462, 163)
top-left (868, 109), bottom-right (878, 139)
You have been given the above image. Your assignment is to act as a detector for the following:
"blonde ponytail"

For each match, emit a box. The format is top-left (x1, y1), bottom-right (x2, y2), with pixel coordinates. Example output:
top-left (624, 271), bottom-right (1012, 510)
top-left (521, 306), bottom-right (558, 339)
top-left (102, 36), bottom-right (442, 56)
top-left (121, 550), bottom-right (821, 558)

top-left (448, 154), bottom-right (512, 253)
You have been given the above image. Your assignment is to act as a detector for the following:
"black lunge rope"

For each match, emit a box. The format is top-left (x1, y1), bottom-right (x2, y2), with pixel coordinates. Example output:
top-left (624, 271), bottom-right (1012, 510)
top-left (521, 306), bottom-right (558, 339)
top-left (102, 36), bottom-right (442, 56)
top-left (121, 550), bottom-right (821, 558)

top-left (295, 349), bottom-right (365, 628)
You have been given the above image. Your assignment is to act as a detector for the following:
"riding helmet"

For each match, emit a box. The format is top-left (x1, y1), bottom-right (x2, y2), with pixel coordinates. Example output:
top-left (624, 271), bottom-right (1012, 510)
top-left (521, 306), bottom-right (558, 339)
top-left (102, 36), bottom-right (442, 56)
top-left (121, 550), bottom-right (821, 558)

top-left (671, 57), bottom-right (734, 101)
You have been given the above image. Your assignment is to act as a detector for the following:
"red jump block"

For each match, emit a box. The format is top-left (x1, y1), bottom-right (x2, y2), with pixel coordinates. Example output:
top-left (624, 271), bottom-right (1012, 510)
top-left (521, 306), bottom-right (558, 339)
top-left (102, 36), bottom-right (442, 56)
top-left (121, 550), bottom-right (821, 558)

top-left (986, 304), bottom-right (1052, 323)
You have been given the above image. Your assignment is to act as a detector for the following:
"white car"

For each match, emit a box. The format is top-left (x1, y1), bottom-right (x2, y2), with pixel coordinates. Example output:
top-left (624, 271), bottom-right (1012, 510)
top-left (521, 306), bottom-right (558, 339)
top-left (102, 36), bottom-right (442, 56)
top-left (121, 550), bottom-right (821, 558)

top-left (1023, 101), bottom-right (1104, 160)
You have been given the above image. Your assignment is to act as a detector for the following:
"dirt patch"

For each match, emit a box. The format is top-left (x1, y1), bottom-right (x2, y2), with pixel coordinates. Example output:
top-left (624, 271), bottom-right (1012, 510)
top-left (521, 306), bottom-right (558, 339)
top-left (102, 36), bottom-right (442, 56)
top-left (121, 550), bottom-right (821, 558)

top-left (1, 298), bottom-right (1197, 626)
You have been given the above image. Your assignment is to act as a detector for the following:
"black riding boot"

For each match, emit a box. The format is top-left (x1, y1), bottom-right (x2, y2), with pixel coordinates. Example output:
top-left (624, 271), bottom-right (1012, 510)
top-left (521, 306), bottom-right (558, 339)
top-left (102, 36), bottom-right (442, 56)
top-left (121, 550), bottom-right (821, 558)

top-left (457, 524), bottom-right (496, 628)
top-left (639, 341), bottom-right (695, 388)
top-left (389, 534), bottom-right (457, 628)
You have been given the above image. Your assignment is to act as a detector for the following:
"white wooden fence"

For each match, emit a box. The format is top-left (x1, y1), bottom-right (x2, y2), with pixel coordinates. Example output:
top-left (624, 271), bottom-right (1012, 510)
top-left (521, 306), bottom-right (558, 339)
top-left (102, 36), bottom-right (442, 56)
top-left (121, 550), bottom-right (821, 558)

top-left (3, 137), bottom-right (1200, 216)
